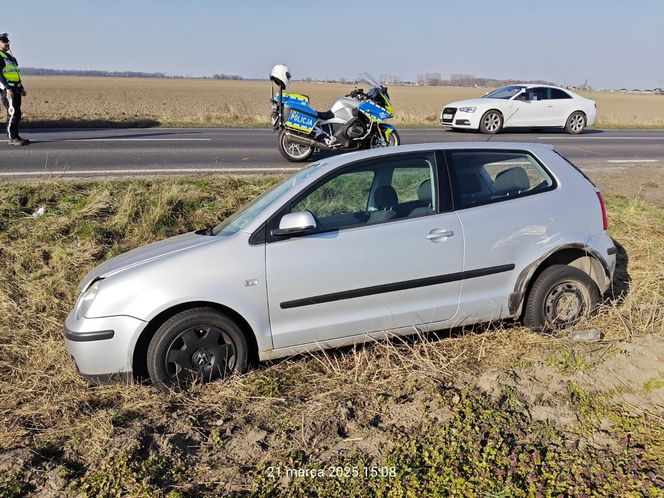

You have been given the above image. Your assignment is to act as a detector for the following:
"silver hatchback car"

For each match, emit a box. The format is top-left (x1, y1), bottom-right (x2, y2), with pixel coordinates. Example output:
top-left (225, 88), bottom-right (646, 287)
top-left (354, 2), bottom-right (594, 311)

top-left (64, 143), bottom-right (616, 388)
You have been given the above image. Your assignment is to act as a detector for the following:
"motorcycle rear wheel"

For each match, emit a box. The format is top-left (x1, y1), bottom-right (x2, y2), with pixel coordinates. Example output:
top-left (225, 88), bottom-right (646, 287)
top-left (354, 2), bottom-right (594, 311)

top-left (278, 130), bottom-right (314, 162)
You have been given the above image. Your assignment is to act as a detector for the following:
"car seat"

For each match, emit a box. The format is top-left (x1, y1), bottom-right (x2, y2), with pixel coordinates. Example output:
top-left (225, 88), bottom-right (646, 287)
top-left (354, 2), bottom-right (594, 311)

top-left (494, 166), bottom-right (530, 195)
top-left (409, 179), bottom-right (435, 217)
top-left (367, 185), bottom-right (398, 224)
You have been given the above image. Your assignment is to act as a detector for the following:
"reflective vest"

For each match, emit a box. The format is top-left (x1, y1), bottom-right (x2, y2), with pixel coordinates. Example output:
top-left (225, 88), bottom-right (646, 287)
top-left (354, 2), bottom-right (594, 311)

top-left (0, 50), bottom-right (21, 84)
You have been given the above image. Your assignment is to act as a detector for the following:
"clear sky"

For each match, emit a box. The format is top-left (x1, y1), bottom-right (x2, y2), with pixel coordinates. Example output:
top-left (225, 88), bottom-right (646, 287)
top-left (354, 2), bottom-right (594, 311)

top-left (7, 0), bottom-right (664, 89)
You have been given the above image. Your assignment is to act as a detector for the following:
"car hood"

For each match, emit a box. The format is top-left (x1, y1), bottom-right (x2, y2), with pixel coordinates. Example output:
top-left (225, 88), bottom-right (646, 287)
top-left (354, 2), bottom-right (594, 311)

top-left (445, 98), bottom-right (495, 108)
top-left (78, 231), bottom-right (218, 292)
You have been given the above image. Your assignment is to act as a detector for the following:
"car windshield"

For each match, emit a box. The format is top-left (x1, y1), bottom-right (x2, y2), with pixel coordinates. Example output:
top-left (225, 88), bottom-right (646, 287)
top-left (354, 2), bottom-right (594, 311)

top-left (483, 85), bottom-right (526, 99)
top-left (212, 161), bottom-right (328, 235)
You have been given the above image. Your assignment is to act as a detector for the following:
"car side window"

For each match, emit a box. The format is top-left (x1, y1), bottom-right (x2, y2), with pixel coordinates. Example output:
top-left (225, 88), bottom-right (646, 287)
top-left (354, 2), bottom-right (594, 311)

top-left (292, 169), bottom-right (375, 229)
top-left (550, 88), bottom-right (572, 99)
top-left (388, 164), bottom-right (436, 218)
top-left (448, 150), bottom-right (555, 209)
top-left (289, 152), bottom-right (438, 232)
top-left (530, 87), bottom-right (550, 101)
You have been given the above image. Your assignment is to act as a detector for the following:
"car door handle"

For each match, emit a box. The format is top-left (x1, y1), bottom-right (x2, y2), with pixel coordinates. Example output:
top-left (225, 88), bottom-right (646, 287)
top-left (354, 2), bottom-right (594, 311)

top-left (546, 104), bottom-right (554, 108)
top-left (427, 229), bottom-right (455, 241)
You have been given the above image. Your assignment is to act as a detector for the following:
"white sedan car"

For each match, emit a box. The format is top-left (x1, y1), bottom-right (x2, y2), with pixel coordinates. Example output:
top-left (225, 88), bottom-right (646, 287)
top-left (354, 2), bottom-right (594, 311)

top-left (440, 85), bottom-right (597, 134)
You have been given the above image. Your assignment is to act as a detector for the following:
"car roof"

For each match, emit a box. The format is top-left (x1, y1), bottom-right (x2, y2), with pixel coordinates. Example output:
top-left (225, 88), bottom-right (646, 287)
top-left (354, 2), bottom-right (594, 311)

top-left (314, 141), bottom-right (556, 174)
top-left (517, 84), bottom-right (572, 91)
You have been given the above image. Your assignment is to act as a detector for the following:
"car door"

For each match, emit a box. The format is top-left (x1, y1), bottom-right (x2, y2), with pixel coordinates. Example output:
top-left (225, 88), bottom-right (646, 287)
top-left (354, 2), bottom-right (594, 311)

top-left (549, 88), bottom-right (575, 126)
top-left (512, 87), bottom-right (557, 126)
top-left (265, 151), bottom-right (463, 350)
top-left (446, 148), bottom-right (559, 319)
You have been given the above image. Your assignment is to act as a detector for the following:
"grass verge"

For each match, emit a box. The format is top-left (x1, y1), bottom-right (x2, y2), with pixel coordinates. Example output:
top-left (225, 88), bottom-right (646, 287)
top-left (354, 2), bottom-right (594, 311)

top-left (1, 178), bottom-right (663, 496)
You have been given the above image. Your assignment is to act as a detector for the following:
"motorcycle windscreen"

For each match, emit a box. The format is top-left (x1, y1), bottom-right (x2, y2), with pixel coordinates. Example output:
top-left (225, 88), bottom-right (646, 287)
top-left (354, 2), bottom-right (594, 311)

top-left (358, 100), bottom-right (393, 122)
top-left (284, 102), bottom-right (318, 133)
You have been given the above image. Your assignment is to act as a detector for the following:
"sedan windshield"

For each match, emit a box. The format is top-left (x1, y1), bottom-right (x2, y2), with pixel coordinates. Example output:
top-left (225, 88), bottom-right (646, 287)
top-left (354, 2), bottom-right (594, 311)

top-left (483, 85), bottom-right (526, 99)
top-left (212, 160), bottom-right (328, 235)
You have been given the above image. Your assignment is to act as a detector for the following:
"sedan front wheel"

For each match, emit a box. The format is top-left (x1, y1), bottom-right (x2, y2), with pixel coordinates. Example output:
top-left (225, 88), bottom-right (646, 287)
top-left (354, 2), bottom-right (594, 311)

top-left (479, 110), bottom-right (503, 134)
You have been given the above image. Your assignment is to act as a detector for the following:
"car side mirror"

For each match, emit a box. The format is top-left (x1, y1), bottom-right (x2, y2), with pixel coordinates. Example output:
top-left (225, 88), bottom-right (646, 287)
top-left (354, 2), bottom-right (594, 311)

top-left (271, 211), bottom-right (317, 237)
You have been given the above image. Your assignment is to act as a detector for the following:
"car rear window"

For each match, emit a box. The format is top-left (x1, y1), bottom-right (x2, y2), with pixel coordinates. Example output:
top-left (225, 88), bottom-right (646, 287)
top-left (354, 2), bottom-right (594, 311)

top-left (550, 88), bottom-right (572, 99)
top-left (447, 150), bottom-right (555, 209)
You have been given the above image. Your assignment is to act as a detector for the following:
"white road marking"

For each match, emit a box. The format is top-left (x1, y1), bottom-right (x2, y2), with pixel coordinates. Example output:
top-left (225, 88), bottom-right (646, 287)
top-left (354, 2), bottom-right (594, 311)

top-left (61, 138), bottom-right (212, 142)
top-left (606, 159), bottom-right (659, 163)
top-left (537, 136), bottom-right (664, 140)
top-left (0, 167), bottom-right (301, 177)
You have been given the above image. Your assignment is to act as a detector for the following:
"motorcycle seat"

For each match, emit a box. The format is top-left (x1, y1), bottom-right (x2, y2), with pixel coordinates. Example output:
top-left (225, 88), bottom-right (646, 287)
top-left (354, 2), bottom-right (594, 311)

top-left (317, 110), bottom-right (335, 120)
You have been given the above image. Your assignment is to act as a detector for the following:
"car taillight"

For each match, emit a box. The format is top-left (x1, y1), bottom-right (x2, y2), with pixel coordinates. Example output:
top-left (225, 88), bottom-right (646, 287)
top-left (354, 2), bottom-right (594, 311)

top-left (596, 191), bottom-right (608, 230)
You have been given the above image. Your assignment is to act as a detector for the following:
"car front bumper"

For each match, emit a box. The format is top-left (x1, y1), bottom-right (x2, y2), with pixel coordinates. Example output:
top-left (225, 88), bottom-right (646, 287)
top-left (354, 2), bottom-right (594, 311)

top-left (63, 312), bottom-right (147, 381)
top-left (440, 107), bottom-right (481, 129)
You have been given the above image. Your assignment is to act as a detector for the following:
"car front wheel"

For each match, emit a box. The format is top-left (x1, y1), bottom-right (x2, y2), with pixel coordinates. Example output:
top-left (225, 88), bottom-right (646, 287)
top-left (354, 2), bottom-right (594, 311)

top-left (523, 264), bottom-right (600, 331)
top-left (479, 110), bottom-right (503, 134)
top-left (147, 307), bottom-right (248, 390)
top-left (565, 111), bottom-right (586, 134)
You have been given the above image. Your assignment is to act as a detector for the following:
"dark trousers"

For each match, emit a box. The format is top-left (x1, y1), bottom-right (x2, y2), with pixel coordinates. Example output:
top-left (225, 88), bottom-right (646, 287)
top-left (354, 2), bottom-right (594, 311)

top-left (1, 88), bottom-right (22, 139)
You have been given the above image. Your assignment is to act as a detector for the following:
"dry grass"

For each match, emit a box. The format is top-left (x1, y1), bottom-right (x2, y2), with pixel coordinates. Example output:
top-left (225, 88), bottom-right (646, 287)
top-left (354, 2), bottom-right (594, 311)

top-left (20, 76), bottom-right (664, 129)
top-left (0, 178), bottom-right (663, 496)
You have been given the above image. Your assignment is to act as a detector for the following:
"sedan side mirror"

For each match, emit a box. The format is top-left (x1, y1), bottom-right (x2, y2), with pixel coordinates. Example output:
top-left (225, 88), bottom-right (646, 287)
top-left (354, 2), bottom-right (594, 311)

top-left (271, 211), bottom-right (317, 237)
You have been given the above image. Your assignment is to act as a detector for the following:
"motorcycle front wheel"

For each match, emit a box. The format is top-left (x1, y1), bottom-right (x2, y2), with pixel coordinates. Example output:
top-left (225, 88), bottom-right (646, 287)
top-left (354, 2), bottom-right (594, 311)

top-left (278, 130), bottom-right (314, 162)
top-left (369, 129), bottom-right (400, 149)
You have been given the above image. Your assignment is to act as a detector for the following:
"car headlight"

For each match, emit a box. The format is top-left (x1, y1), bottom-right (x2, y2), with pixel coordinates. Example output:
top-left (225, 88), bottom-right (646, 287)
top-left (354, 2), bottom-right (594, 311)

top-left (77, 279), bottom-right (102, 319)
top-left (459, 106), bottom-right (477, 113)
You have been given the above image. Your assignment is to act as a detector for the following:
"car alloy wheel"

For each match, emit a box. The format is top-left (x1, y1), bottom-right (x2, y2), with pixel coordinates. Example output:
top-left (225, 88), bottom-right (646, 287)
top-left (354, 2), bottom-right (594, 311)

top-left (565, 112), bottom-right (586, 134)
top-left (479, 110), bottom-right (503, 134)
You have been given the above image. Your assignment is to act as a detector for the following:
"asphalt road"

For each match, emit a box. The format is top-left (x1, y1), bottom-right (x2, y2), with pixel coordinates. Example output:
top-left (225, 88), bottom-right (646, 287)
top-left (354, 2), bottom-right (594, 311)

top-left (1, 128), bottom-right (663, 179)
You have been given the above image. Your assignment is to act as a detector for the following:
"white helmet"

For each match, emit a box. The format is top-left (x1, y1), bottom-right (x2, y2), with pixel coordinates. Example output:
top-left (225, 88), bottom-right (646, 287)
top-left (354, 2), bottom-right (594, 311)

top-left (270, 64), bottom-right (291, 90)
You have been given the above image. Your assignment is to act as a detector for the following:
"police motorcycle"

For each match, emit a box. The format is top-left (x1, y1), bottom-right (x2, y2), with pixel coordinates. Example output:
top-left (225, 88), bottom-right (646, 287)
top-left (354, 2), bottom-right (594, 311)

top-left (269, 64), bottom-right (400, 162)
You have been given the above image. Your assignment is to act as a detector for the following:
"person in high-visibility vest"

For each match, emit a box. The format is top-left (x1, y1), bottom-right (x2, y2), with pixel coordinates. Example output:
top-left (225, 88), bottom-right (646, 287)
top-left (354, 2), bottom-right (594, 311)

top-left (0, 33), bottom-right (29, 146)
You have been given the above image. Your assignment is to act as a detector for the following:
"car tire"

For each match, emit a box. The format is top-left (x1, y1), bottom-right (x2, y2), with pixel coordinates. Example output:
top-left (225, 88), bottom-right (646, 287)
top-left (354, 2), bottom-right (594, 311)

top-left (523, 264), bottom-right (600, 331)
top-left (278, 130), bottom-right (314, 162)
top-left (147, 307), bottom-right (248, 390)
top-left (565, 111), bottom-right (586, 134)
top-left (479, 110), bottom-right (503, 134)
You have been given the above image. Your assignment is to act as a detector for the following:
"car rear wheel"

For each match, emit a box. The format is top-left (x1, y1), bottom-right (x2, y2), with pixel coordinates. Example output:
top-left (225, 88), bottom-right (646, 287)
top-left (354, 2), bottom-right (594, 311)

top-left (479, 110), bottom-right (503, 134)
top-left (278, 130), bottom-right (314, 162)
top-left (523, 264), bottom-right (600, 331)
top-left (565, 111), bottom-right (586, 134)
top-left (147, 307), bottom-right (248, 390)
